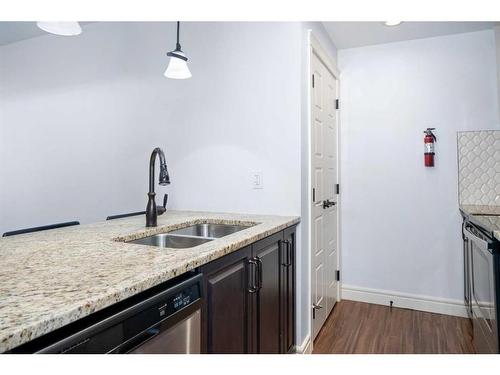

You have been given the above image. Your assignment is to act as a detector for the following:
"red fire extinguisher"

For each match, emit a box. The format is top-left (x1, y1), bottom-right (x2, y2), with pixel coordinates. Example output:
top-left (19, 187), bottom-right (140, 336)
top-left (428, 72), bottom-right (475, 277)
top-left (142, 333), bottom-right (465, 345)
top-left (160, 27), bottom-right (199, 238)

top-left (424, 128), bottom-right (437, 167)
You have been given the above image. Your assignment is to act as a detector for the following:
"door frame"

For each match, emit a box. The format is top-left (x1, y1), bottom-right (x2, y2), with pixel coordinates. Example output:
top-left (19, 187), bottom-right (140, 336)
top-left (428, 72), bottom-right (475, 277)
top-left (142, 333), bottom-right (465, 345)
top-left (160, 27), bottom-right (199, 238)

top-left (306, 31), bottom-right (341, 349)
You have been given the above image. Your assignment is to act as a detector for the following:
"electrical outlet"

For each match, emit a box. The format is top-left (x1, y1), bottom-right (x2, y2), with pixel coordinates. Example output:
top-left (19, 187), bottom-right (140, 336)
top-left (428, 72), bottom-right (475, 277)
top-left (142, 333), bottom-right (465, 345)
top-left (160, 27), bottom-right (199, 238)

top-left (252, 171), bottom-right (264, 189)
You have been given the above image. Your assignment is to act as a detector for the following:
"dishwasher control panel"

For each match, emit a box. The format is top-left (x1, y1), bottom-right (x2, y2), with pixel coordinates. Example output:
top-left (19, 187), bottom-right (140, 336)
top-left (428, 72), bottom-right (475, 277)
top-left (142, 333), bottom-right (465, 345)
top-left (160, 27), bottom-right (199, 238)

top-left (158, 282), bottom-right (200, 318)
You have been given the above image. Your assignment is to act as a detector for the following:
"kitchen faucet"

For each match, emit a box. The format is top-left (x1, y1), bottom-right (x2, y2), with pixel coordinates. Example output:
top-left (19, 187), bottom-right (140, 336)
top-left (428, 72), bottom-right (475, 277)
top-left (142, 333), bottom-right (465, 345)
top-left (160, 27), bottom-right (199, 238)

top-left (146, 147), bottom-right (170, 227)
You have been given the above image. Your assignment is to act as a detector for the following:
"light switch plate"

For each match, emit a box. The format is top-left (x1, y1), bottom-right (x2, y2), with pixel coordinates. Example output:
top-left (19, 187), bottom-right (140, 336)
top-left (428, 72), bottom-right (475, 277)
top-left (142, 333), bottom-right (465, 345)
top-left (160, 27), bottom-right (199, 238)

top-left (252, 171), bottom-right (264, 189)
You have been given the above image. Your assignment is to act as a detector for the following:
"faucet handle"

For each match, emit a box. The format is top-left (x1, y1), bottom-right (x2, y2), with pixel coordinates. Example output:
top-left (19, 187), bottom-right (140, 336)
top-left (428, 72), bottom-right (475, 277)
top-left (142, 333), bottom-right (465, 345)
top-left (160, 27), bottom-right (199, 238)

top-left (157, 194), bottom-right (168, 216)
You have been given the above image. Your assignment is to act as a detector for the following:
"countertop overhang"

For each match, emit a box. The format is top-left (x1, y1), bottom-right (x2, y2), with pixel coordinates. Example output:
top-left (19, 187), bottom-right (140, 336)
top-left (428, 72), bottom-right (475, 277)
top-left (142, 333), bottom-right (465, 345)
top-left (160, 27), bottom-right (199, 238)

top-left (0, 210), bottom-right (300, 353)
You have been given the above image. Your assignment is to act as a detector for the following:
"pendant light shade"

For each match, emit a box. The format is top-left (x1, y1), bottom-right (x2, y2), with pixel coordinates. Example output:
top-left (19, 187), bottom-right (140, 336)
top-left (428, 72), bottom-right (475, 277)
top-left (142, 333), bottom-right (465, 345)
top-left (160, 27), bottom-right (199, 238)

top-left (164, 22), bottom-right (191, 79)
top-left (36, 22), bottom-right (82, 36)
top-left (164, 51), bottom-right (192, 79)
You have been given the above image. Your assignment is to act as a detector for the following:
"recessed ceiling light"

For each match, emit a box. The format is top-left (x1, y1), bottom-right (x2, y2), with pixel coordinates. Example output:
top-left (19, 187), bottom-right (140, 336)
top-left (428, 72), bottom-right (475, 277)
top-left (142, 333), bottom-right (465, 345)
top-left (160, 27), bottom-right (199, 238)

top-left (384, 21), bottom-right (403, 27)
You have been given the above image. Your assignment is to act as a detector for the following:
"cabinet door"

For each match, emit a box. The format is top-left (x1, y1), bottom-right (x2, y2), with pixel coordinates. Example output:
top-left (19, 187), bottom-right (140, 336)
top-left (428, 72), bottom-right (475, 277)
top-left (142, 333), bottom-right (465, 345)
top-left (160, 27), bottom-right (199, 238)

top-left (201, 246), bottom-right (253, 353)
top-left (252, 232), bottom-right (282, 354)
top-left (281, 226), bottom-right (296, 353)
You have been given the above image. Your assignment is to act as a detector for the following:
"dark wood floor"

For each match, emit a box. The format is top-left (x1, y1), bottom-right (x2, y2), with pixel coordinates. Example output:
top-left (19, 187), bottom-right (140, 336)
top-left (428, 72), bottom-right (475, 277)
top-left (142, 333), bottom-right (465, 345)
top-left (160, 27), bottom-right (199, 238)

top-left (313, 300), bottom-right (474, 354)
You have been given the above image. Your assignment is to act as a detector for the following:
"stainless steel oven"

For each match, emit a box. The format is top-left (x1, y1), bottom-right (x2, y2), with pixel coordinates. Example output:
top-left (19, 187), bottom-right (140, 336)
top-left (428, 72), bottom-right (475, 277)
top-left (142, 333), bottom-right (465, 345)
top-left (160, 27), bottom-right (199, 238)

top-left (463, 220), bottom-right (473, 319)
top-left (33, 273), bottom-right (203, 354)
top-left (463, 221), bottom-right (499, 353)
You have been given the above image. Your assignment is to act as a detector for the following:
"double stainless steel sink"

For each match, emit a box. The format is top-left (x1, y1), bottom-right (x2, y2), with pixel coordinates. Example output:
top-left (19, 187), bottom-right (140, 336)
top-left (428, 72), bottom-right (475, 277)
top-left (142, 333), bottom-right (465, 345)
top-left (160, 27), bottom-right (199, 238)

top-left (127, 223), bottom-right (255, 249)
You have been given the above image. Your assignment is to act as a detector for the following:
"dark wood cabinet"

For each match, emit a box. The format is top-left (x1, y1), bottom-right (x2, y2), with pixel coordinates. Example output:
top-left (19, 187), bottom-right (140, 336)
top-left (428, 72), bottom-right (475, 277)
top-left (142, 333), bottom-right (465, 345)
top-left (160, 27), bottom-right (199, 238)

top-left (281, 226), bottom-right (296, 353)
top-left (253, 232), bottom-right (282, 353)
top-left (201, 246), bottom-right (253, 353)
top-left (200, 226), bottom-right (296, 354)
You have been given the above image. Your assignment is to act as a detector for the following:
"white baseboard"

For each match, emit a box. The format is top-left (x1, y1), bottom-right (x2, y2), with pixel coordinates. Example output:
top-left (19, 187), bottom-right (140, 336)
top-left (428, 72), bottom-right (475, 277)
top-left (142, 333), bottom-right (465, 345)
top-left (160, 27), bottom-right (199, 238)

top-left (342, 284), bottom-right (468, 318)
top-left (295, 334), bottom-right (312, 354)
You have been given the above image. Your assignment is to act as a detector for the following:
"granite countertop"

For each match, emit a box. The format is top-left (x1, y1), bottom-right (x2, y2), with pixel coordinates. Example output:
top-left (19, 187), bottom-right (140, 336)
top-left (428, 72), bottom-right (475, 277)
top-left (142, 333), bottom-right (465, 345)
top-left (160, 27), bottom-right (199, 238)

top-left (0, 210), bottom-right (300, 353)
top-left (460, 205), bottom-right (500, 241)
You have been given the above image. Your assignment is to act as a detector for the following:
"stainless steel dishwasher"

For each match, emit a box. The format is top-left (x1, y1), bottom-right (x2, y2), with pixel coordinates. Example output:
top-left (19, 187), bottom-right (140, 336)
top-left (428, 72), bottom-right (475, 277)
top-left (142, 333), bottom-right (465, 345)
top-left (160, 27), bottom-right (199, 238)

top-left (35, 273), bottom-right (202, 354)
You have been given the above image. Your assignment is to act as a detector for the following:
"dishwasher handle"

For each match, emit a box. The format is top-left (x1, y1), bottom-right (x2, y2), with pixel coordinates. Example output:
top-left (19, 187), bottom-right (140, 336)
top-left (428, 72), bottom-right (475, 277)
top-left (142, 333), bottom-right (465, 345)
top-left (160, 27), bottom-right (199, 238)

top-left (112, 326), bottom-right (161, 353)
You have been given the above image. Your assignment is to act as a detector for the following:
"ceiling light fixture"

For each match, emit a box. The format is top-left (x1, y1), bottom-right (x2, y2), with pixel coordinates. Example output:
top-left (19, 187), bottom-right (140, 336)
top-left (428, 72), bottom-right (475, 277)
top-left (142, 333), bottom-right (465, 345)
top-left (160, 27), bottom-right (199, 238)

top-left (384, 21), bottom-right (403, 27)
top-left (36, 22), bottom-right (82, 36)
top-left (164, 22), bottom-right (192, 79)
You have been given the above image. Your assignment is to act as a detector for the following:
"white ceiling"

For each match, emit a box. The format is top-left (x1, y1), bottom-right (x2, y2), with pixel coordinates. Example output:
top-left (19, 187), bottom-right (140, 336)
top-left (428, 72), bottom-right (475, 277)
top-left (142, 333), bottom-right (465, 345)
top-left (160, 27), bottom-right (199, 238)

top-left (322, 22), bottom-right (497, 49)
top-left (0, 22), bottom-right (46, 45)
top-left (0, 22), bottom-right (93, 46)
top-left (0, 21), bottom-right (497, 48)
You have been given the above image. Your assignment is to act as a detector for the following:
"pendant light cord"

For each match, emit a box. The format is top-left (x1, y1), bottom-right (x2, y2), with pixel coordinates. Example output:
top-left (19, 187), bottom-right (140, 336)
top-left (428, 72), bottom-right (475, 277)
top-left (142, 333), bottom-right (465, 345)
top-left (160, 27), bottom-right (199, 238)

top-left (176, 21), bottom-right (181, 50)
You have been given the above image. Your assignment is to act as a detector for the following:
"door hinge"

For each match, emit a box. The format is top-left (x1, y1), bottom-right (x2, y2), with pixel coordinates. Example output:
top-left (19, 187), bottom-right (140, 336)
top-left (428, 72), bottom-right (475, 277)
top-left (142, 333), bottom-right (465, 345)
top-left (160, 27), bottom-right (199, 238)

top-left (336, 184), bottom-right (340, 195)
top-left (312, 74), bottom-right (315, 88)
top-left (312, 187), bottom-right (316, 203)
top-left (335, 99), bottom-right (339, 110)
top-left (336, 270), bottom-right (340, 281)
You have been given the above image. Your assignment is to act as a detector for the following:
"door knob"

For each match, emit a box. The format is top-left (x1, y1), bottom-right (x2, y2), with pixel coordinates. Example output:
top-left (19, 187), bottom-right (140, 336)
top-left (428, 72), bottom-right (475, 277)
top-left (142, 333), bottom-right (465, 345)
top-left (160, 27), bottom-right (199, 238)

top-left (322, 199), bottom-right (336, 209)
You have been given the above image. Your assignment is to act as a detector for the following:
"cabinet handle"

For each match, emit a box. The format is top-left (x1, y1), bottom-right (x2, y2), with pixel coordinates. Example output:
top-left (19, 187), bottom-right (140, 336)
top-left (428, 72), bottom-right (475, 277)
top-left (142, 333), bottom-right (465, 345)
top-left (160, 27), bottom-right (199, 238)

top-left (281, 240), bottom-right (291, 267)
top-left (248, 259), bottom-right (258, 293)
top-left (287, 239), bottom-right (292, 267)
top-left (255, 257), bottom-right (263, 291)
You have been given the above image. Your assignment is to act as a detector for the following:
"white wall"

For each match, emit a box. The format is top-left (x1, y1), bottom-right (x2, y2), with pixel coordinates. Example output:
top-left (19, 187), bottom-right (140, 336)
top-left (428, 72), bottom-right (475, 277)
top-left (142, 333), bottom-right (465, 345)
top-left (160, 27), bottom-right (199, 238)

top-left (0, 22), bottom-right (304, 231)
top-left (0, 21), bottom-right (336, 347)
top-left (338, 30), bottom-right (499, 301)
top-left (495, 26), bottom-right (500, 117)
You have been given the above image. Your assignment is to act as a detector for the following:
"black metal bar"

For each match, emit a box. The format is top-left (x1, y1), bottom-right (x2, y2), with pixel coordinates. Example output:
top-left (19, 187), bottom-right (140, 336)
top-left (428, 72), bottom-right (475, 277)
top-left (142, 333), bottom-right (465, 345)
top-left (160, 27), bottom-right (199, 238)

top-left (106, 211), bottom-right (145, 221)
top-left (2, 221), bottom-right (80, 237)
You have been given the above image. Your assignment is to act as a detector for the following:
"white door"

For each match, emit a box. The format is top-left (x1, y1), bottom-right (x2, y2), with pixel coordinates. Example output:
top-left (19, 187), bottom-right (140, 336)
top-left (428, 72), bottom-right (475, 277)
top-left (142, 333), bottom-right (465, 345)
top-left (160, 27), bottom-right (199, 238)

top-left (311, 50), bottom-right (339, 341)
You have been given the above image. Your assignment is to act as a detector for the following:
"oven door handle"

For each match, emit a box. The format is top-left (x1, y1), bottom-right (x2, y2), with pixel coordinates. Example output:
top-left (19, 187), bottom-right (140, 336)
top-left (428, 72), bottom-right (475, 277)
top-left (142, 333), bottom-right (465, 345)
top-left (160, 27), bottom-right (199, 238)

top-left (464, 225), bottom-right (491, 253)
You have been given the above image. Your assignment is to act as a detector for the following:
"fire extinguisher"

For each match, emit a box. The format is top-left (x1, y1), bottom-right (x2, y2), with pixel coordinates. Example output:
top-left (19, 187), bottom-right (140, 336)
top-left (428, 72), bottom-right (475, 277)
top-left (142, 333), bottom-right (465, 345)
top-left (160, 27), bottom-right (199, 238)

top-left (424, 128), bottom-right (437, 167)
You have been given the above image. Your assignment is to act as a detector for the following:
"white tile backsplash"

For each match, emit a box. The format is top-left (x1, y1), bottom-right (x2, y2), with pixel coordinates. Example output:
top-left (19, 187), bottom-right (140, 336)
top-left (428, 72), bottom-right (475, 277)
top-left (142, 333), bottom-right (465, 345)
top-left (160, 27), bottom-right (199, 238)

top-left (457, 130), bottom-right (500, 206)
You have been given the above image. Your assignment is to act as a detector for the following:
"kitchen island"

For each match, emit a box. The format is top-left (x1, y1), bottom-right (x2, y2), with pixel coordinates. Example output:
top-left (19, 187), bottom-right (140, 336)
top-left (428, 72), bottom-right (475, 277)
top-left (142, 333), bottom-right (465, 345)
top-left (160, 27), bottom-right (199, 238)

top-left (0, 211), bottom-right (299, 353)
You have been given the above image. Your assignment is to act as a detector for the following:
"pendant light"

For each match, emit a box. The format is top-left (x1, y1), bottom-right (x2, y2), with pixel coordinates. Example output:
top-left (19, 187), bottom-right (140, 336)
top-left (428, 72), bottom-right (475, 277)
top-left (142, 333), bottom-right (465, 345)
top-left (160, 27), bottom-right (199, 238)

top-left (164, 22), bottom-right (192, 79)
top-left (36, 22), bottom-right (82, 36)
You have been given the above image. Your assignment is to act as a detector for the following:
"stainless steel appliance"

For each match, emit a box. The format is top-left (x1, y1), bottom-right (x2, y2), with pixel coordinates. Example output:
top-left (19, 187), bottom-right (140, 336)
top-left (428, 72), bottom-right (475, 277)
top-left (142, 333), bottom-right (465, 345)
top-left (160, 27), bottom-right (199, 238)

top-left (463, 220), bottom-right (473, 319)
top-left (462, 214), bottom-right (500, 354)
top-left (22, 273), bottom-right (202, 354)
